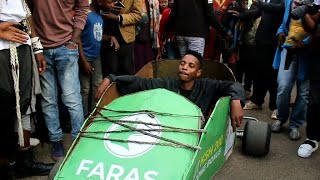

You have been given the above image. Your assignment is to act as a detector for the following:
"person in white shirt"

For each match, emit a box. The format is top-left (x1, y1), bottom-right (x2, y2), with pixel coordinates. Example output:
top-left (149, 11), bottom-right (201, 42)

top-left (0, 0), bottom-right (51, 178)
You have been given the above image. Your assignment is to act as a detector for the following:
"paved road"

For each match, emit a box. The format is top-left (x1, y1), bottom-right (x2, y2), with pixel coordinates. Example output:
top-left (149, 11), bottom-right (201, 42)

top-left (23, 95), bottom-right (320, 180)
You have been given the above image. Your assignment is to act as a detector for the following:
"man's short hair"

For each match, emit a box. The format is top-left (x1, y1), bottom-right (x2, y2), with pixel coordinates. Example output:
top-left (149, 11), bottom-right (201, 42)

top-left (185, 50), bottom-right (203, 68)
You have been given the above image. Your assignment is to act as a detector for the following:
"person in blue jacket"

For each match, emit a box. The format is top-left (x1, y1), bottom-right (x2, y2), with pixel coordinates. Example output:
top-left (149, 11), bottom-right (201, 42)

top-left (271, 0), bottom-right (311, 140)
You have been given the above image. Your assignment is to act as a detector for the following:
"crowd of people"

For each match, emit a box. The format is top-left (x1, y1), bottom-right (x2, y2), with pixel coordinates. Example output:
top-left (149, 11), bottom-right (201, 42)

top-left (0, 0), bottom-right (319, 178)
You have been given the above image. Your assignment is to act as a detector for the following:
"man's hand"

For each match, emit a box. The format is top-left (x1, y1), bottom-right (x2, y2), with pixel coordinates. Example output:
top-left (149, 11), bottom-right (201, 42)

top-left (230, 100), bottom-right (244, 131)
top-left (102, 13), bottom-right (119, 21)
top-left (95, 78), bottom-right (111, 102)
top-left (277, 32), bottom-right (286, 47)
top-left (110, 36), bottom-right (120, 51)
top-left (0, 22), bottom-right (28, 43)
top-left (80, 60), bottom-right (94, 75)
top-left (35, 53), bottom-right (47, 75)
top-left (290, 36), bottom-right (305, 49)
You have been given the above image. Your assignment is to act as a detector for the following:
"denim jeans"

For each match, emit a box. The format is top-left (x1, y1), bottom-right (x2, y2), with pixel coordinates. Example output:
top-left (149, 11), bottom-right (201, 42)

top-left (79, 56), bottom-right (103, 117)
top-left (277, 49), bottom-right (310, 129)
top-left (41, 45), bottom-right (84, 142)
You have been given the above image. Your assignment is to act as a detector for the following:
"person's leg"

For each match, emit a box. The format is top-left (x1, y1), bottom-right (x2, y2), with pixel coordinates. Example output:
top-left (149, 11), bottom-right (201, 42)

top-left (298, 80), bottom-right (320, 158)
top-left (55, 45), bottom-right (84, 140)
top-left (0, 48), bottom-right (16, 179)
top-left (165, 41), bottom-right (179, 59)
top-left (268, 68), bottom-right (278, 111)
top-left (40, 49), bottom-right (62, 142)
top-left (79, 62), bottom-right (91, 117)
top-left (185, 36), bottom-right (205, 56)
top-left (175, 36), bottom-right (187, 57)
top-left (272, 49), bottom-right (296, 131)
top-left (119, 42), bottom-right (135, 75)
top-left (104, 46), bottom-right (120, 75)
top-left (90, 57), bottom-right (103, 113)
top-left (289, 79), bottom-right (309, 129)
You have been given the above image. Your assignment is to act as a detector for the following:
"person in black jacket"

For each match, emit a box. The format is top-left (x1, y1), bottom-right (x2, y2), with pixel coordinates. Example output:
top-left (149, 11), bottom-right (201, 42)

top-left (241, 0), bottom-right (285, 120)
top-left (95, 50), bottom-right (245, 130)
top-left (167, 0), bottom-right (227, 56)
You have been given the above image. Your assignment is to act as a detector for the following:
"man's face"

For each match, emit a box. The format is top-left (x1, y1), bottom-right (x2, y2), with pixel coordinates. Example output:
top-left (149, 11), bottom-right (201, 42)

top-left (178, 55), bottom-right (202, 82)
top-left (99, 0), bottom-right (116, 12)
top-left (159, 0), bottom-right (169, 10)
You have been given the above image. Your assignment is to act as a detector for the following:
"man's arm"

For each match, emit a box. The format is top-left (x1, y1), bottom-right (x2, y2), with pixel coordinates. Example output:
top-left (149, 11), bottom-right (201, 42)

top-left (302, 13), bottom-right (320, 34)
top-left (204, 0), bottom-right (226, 35)
top-left (258, 0), bottom-right (285, 13)
top-left (208, 80), bottom-right (245, 129)
top-left (120, 0), bottom-right (143, 26)
top-left (95, 74), bottom-right (169, 101)
top-left (70, 0), bottom-right (89, 45)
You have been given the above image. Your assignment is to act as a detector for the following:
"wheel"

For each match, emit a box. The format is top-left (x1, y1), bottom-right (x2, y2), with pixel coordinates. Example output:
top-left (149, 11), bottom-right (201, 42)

top-left (242, 121), bottom-right (271, 156)
top-left (48, 159), bottom-right (63, 180)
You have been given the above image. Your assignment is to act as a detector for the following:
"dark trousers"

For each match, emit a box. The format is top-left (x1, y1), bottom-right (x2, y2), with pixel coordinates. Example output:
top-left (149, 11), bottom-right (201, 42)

top-left (306, 80), bottom-right (320, 141)
top-left (134, 41), bottom-right (153, 73)
top-left (0, 45), bottom-right (32, 160)
top-left (239, 45), bottom-right (253, 92)
top-left (101, 42), bottom-right (134, 76)
top-left (251, 43), bottom-right (278, 110)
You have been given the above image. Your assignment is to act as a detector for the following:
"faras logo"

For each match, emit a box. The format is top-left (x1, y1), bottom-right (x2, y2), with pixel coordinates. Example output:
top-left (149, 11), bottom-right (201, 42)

top-left (104, 113), bottom-right (162, 158)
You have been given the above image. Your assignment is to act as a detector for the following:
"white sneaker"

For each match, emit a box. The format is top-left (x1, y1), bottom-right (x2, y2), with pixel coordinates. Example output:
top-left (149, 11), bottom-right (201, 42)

top-left (271, 110), bottom-right (277, 120)
top-left (243, 101), bottom-right (262, 110)
top-left (298, 139), bottom-right (319, 158)
top-left (30, 138), bottom-right (40, 147)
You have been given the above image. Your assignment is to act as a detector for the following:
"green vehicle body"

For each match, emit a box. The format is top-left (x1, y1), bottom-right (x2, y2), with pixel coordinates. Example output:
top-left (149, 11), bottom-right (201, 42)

top-left (54, 88), bottom-right (235, 180)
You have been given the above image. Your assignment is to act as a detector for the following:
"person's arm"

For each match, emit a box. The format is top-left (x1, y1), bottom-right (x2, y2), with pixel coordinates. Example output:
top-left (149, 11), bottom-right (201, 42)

top-left (204, 0), bottom-right (226, 35)
top-left (302, 13), bottom-right (320, 34)
top-left (0, 22), bottom-right (28, 43)
top-left (120, 0), bottom-right (143, 26)
top-left (208, 80), bottom-right (245, 129)
top-left (95, 74), bottom-right (168, 101)
top-left (239, 5), bottom-right (261, 20)
top-left (258, 0), bottom-right (285, 13)
top-left (69, 0), bottom-right (89, 46)
top-left (25, 1), bottom-right (46, 74)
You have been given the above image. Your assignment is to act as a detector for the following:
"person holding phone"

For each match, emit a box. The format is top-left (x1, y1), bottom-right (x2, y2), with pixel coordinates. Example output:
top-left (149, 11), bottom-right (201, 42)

top-left (101, 0), bottom-right (143, 76)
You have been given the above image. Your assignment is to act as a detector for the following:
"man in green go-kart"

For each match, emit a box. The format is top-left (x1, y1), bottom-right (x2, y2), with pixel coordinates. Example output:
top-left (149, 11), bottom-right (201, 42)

top-left (95, 50), bottom-right (245, 129)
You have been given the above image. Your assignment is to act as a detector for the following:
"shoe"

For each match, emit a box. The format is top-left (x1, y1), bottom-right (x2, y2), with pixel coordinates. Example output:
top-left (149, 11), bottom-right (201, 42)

top-left (30, 138), bottom-right (40, 147)
top-left (52, 141), bottom-right (65, 162)
top-left (243, 101), bottom-right (262, 110)
top-left (15, 149), bottom-right (54, 178)
top-left (289, 128), bottom-right (301, 141)
top-left (245, 91), bottom-right (251, 100)
top-left (270, 110), bottom-right (278, 120)
top-left (271, 120), bottom-right (282, 132)
top-left (298, 139), bottom-right (319, 158)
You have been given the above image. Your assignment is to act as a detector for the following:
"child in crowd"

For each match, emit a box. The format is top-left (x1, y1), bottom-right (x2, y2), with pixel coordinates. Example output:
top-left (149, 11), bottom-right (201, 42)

top-left (79, 0), bottom-right (118, 117)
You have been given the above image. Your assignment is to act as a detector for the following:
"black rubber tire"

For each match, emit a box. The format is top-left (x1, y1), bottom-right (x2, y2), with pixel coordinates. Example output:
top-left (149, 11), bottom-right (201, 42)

top-left (242, 121), bottom-right (271, 156)
top-left (48, 159), bottom-right (63, 180)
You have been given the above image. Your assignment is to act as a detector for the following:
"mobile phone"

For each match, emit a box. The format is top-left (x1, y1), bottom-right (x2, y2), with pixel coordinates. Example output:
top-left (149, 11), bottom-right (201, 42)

top-left (114, 1), bottom-right (125, 8)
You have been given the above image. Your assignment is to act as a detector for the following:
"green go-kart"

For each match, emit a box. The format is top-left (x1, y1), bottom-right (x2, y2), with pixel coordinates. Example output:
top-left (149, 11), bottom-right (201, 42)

top-left (49, 60), bottom-right (271, 180)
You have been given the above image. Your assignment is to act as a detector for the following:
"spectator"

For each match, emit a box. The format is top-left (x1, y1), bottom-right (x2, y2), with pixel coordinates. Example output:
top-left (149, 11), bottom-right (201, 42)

top-left (79, 0), bottom-right (107, 117)
top-left (101, 0), bottom-right (143, 76)
top-left (30, 0), bottom-right (89, 161)
top-left (134, 0), bottom-right (160, 72)
top-left (270, 0), bottom-right (310, 140)
top-left (0, 1), bottom-right (51, 178)
top-left (242, 0), bottom-right (284, 121)
top-left (168, 0), bottom-right (227, 56)
top-left (298, 12), bottom-right (320, 157)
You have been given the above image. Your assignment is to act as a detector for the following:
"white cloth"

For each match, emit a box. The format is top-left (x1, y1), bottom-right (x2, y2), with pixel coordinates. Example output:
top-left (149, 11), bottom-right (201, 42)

top-left (0, 0), bottom-right (31, 50)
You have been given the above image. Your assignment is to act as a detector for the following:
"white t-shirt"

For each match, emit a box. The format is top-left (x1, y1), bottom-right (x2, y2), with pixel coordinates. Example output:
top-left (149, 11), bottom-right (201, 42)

top-left (0, 0), bottom-right (31, 50)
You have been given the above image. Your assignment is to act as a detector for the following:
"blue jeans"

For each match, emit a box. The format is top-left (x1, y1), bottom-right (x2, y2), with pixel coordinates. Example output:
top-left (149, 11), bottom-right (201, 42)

top-left (41, 45), bottom-right (84, 142)
top-left (277, 49), bottom-right (310, 129)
